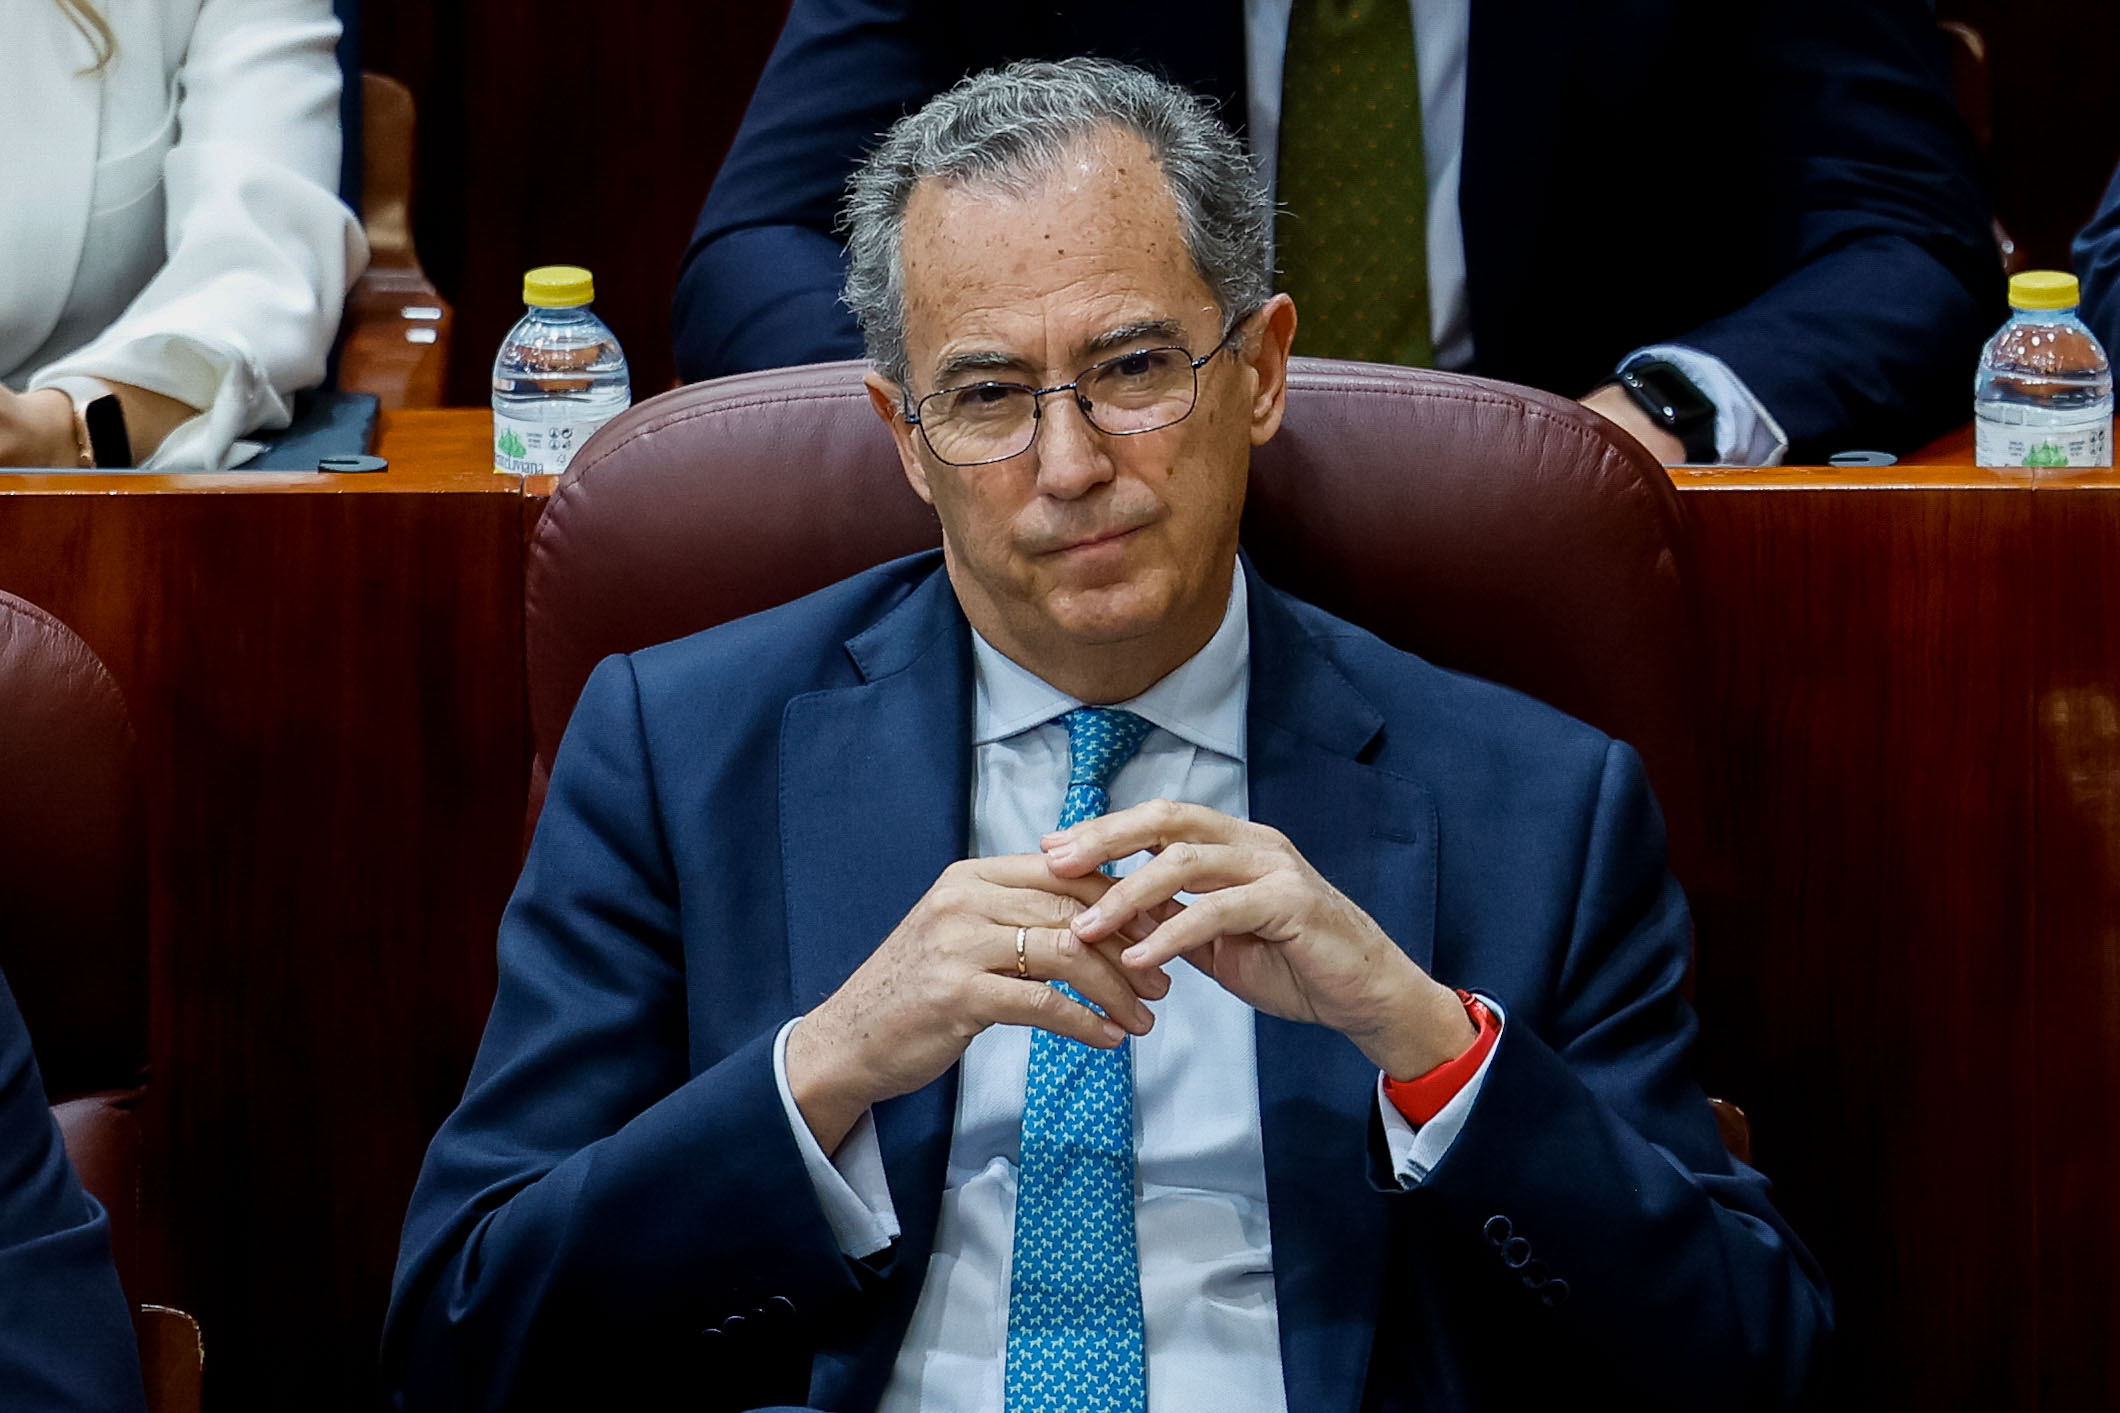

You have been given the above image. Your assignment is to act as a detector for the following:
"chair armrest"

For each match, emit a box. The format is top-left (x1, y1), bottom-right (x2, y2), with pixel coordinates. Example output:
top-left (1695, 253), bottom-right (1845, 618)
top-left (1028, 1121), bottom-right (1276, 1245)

top-left (1707, 1096), bottom-right (1753, 1168)
top-left (52, 1090), bottom-right (144, 1298)
top-left (341, 71), bottom-right (455, 408)
top-left (137, 1304), bottom-right (203, 1413)
top-left (338, 268), bottom-right (453, 409)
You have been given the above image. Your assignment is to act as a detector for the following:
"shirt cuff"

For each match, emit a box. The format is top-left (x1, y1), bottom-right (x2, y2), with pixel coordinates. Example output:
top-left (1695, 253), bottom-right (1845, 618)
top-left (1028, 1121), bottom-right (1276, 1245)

top-left (771, 1017), bottom-right (901, 1259)
top-left (1378, 995), bottom-right (1506, 1187)
top-left (1621, 344), bottom-right (1790, 467)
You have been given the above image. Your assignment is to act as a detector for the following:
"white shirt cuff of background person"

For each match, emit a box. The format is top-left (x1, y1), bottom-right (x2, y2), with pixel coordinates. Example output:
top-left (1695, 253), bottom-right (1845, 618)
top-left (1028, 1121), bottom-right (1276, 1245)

top-left (1621, 344), bottom-right (1792, 466)
top-left (772, 1003), bottom-right (1505, 1262)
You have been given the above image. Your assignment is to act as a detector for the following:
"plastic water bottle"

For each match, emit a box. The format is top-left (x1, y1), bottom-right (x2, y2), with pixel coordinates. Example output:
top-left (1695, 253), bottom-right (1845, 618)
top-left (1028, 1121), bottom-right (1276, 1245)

top-left (1974, 270), bottom-right (2112, 471)
top-left (491, 265), bottom-right (630, 475)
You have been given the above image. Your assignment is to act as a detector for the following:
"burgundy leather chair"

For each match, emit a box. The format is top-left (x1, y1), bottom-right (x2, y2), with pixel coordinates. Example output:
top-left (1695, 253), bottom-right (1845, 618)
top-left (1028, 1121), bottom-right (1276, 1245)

top-left (0, 591), bottom-right (201, 1413)
top-left (527, 358), bottom-right (1705, 884)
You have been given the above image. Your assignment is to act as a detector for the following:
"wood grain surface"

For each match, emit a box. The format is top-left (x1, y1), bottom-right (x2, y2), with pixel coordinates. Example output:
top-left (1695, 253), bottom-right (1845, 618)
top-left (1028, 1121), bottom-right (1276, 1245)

top-left (1684, 480), bottom-right (2042, 1408)
top-left (0, 464), bottom-right (527, 1410)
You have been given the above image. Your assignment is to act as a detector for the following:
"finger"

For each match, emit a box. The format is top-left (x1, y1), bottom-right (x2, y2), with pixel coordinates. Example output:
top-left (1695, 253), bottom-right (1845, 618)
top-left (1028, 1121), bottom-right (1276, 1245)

top-left (967, 854), bottom-right (1117, 909)
top-left (1113, 901), bottom-right (1179, 950)
top-left (1042, 798), bottom-right (1259, 876)
top-left (1120, 882), bottom-right (1292, 971)
top-left (1020, 926), bottom-right (1159, 1032)
top-left (1098, 929), bottom-right (1173, 1001)
top-left (1069, 841), bottom-right (1268, 942)
top-left (1097, 909), bottom-right (1176, 998)
top-left (965, 972), bottom-right (1128, 1049)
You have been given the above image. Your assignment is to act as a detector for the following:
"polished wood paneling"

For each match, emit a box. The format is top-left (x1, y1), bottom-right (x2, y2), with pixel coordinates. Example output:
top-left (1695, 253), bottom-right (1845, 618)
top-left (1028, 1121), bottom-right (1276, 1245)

top-left (1681, 476), bottom-right (2042, 1408)
top-left (0, 462), bottom-right (526, 1411)
top-left (2028, 478), bottom-right (2120, 1408)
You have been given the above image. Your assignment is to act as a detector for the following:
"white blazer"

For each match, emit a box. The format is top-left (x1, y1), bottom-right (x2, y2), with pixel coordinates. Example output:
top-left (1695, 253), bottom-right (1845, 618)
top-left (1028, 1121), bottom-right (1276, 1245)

top-left (1, 0), bottom-right (368, 468)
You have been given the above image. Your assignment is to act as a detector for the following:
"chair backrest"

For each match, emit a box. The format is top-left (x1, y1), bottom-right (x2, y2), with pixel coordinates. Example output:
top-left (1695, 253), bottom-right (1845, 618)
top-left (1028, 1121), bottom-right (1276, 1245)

top-left (0, 591), bottom-right (148, 1291)
top-left (526, 359), bottom-right (1705, 884)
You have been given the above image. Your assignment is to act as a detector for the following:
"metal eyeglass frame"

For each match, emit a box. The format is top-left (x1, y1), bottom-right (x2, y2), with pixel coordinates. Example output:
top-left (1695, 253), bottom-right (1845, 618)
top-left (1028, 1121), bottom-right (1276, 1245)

top-left (900, 311), bottom-right (1253, 467)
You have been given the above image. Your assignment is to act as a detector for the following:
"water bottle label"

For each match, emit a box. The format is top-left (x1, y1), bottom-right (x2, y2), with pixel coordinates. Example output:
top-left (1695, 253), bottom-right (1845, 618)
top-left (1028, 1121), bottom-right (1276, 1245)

top-left (492, 405), bottom-right (621, 475)
top-left (1975, 410), bottom-right (2112, 469)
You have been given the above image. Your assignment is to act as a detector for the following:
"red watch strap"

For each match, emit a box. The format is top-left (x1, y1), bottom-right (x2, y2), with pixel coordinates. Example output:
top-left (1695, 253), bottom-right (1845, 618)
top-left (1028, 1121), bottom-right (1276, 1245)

top-left (1382, 990), bottom-right (1499, 1125)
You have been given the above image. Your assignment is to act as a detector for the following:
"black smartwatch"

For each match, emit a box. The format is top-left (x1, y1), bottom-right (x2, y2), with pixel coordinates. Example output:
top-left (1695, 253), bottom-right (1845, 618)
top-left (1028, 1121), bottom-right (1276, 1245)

top-left (81, 393), bottom-right (133, 468)
top-left (1611, 360), bottom-right (1717, 464)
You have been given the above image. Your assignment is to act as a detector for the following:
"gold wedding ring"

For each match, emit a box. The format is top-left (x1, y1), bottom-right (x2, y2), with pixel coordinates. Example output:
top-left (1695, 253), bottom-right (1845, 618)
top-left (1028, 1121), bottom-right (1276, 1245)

top-left (1015, 925), bottom-right (1029, 978)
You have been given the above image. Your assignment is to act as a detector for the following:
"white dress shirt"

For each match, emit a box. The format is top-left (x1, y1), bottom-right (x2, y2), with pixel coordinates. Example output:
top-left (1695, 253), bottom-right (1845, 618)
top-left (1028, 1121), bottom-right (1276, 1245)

top-left (1243, 0), bottom-right (1789, 464)
top-left (2, 0), bottom-right (366, 468)
top-left (771, 566), bottom-right (1501, 1411)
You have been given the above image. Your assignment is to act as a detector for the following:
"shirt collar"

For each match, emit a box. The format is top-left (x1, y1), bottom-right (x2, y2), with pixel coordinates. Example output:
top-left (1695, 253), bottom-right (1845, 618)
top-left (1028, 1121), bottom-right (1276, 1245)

top-left (970, 562), bottom-right (1250, 761)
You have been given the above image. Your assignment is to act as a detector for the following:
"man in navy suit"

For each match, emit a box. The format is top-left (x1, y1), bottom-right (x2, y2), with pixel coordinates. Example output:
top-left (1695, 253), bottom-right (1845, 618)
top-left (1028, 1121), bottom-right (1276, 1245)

top-left (675, 0), bottom-right (1997, 464)
top-left (2076, 161), bottom-right (2120, 360)
top-left (392, 59), bottom-right (1828, 1411)
top-left (0, 967), bottom-right (146, 1413)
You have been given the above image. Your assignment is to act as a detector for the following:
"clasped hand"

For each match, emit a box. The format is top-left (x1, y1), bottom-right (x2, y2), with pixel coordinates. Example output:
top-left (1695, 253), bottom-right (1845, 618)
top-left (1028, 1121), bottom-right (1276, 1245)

top-left (785, 801), bottom-right (1473, 1154)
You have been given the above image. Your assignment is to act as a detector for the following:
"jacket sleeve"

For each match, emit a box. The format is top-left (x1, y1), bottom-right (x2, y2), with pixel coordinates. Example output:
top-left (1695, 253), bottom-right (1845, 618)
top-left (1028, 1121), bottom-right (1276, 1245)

top-left (1669, 0), bottom-right (2001, 459)
top-left (671, 0), bottom-right (947, 382)
top-left (2074, 160), bottom-right (2120, 365)
top-left (28, 0), bottom-right (366, 469)
top-left (1416, 741), bottom-right (1833, 1410)
top-left (0, 971), bottom-right (147, 1413)
top-left (381, 655), bottom-right (863, 1411)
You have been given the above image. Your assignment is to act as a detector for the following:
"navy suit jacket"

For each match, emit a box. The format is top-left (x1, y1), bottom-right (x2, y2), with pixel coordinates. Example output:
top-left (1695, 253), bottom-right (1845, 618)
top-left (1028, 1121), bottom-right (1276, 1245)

top-left (0, 969), bottom-right (146, 1413)
top-left (2074, 161), bottom-right (2120, 363)
top-left (385, 554), bottom-right (1830, 1412)
top-left (674, 0), bottom-right (1999, 459)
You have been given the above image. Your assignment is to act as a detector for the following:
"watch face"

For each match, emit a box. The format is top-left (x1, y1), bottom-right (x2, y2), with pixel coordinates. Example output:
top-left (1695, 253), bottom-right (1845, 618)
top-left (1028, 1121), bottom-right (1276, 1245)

top-left (83, 394), bottom-right (132, 468)
top-left (1624, 362), bottom-right (1715, 434)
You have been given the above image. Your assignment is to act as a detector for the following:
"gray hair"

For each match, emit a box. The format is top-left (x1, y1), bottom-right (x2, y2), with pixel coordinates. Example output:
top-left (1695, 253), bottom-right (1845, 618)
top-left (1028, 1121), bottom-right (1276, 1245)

top-left (840, 57), bottom-right (1272, 388)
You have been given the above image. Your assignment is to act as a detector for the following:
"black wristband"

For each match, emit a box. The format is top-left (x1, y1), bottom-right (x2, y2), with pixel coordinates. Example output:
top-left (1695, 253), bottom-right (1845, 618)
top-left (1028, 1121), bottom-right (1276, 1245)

top-left (81, 394), bottom-right (133, 469)
top-left (1612, 361), bottom-right (1717, 464)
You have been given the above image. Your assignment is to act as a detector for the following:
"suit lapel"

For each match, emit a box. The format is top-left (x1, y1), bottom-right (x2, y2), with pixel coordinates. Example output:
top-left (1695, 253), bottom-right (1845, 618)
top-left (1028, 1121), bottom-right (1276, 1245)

top-left (1245, 567), bottom-right (1439, 1413)
top-left (779, 566), bottom-right (973, 1404)
top-left (1460, 0), bottom-right (1589, 376)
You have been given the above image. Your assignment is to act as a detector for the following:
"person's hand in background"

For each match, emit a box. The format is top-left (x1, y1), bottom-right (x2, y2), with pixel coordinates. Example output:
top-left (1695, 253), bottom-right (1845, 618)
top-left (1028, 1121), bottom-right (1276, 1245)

top-left (1580, 382), bottom-right (1688, 465)
top-left (0, 388), bottom-right (76, 466)
top-left (0, 383), bottom-right (199, 467)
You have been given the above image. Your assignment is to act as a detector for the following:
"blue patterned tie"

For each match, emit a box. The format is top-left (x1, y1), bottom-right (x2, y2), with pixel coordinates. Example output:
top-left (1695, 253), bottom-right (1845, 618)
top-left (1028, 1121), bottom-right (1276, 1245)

top-left (1005, 707), bottom-right (1155, 1413)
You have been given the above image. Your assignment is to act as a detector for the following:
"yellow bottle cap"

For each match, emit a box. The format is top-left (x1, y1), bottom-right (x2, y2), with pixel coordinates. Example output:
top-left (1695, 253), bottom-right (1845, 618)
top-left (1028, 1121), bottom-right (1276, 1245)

top-left (2008, 270), bottom-right (2080, 311)
top-left (523, 265), bottom-right (595, 308)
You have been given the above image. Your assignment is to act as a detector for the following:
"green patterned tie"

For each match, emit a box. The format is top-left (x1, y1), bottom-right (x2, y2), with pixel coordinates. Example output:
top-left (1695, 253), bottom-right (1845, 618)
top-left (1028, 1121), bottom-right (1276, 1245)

top-left (1275, 0), bottom-right (1435, 366)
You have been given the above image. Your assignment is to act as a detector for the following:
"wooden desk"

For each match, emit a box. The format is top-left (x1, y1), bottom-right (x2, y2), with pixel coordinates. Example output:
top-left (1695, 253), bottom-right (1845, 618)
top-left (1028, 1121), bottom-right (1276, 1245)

top-left (1671, 434), bottom-right (2120, 1408)
top-left (0, 439), bottom-right (528, 1409)
top-left (3, 411), bottom-right (2115, 1410)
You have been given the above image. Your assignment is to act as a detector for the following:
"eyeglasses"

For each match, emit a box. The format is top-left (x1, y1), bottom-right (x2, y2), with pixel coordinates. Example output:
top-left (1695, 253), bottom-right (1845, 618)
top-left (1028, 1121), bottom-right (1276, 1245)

top-left (902, 315), bottom-right (1249, 467)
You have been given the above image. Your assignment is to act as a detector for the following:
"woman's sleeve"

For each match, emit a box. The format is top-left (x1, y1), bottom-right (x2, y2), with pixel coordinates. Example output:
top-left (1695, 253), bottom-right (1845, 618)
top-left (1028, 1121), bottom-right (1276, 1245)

top-left (29, 0), bottom-right (368, 469)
